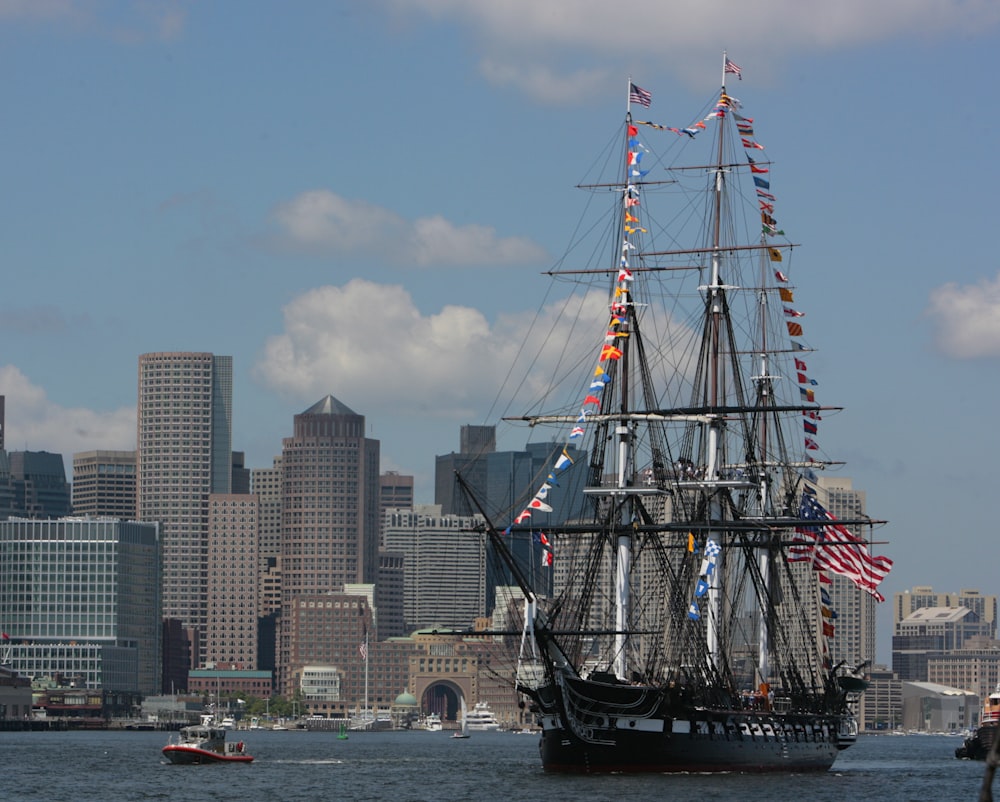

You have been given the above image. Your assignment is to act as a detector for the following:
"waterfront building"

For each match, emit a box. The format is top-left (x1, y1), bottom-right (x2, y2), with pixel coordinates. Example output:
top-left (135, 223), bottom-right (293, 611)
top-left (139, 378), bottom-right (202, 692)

top-left (0, 517), bottom-right (161, 694)
top-left (0, 664), bottom-right (32, 721)
top-left (926, 637), bottom-right (1000, 704)
top-left (137, 351), bottom-right (233, 666)
top-left (187, 668), bottom-right (273, 700)
top-left (863, 666), bottom-right (903, 730)
top-left (901, 681), bottom-right (979, 732)
top-left (71, 450), bottom-right (136, 519)
top-left (407, 630), bottom-right (523, 727)
top-left (279, 590), bottom-right (375, 708)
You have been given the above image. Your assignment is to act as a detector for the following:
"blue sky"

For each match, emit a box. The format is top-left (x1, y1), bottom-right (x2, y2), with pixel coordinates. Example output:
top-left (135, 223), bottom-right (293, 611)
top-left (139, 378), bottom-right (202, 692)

top-left (2, 1), bottom-right (999, 661)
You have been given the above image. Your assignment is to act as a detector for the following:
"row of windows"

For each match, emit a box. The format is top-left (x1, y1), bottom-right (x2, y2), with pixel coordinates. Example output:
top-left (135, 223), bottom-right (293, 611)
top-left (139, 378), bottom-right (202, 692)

top-left (2, 591), bottom-right (118, 601)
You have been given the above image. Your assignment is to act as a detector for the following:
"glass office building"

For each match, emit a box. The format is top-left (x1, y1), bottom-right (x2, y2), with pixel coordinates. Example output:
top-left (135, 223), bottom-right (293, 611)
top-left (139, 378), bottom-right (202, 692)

top-left (0, 518), bottom-right (162, 694)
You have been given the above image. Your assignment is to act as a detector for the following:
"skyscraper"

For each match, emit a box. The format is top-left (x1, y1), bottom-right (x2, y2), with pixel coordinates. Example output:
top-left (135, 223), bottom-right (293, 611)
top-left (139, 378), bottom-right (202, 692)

top-left (277, 395), bottom-right (380, 689)
top-left (379, 471), bottom-right (413, 543)
top-left (435, 425), bottom-right (496, 516)
top-left (252, 458), bottom-right (283, 618)
top-left (137, 352), bottom-right (233, 666)
top-left (279, 395), bottom-right (380, 596)
top-left (8, 451), bottom-right (71, 519)
top-left (205, 493), bottom-right (259, 669)
top-left (72, 450), bottom-right (137, 519)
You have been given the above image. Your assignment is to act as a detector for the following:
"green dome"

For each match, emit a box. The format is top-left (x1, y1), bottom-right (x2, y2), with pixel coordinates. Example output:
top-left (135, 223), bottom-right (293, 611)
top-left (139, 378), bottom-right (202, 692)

top-left (394, 691), bottom-right (418, 707)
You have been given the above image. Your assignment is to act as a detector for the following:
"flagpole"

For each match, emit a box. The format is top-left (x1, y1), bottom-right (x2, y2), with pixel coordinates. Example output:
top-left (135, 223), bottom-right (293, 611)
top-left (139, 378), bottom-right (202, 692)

top-left (627, 74), bottom-right (632, 114)
top-left (721, 50), bottom-right (728, 91)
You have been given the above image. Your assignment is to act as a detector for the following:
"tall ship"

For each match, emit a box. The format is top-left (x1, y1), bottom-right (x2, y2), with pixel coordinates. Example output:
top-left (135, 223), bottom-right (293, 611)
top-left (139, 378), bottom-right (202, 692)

top-left (462, 55), bottom-right (892, 773)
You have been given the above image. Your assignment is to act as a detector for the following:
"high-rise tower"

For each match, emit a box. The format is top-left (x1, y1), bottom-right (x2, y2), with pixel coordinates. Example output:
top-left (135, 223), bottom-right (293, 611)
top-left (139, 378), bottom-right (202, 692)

top-left (72, 450), bottom-right (137, 519)
top-left (137, 352), bottom-right (233, 666)
top-left (206, 493), bottom-right (259, 669)
top-left (277, 395), bottom-right (379, 691)
top-left (279, 395), bottom-right (379, 595)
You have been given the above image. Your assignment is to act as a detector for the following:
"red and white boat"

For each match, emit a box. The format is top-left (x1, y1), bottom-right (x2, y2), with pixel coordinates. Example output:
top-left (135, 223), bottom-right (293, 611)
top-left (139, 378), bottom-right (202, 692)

top-left (162, 717), bottom-right (254, 764)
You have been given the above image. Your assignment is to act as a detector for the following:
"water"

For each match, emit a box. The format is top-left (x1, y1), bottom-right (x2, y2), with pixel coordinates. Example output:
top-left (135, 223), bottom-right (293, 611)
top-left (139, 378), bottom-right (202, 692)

top-left (0, 729), bottom-right (990, 801)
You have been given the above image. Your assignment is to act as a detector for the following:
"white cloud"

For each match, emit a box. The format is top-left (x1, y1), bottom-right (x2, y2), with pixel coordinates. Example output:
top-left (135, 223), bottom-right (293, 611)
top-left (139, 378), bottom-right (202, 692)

top-left (251, 278), bottom-right (707, 462)
top-left (386, 0), bottom-right (1000, 95)
top-left (408, 215), bottom-right (545, 265)
top-left (271, 190), bottom-right (405, 253)
top-left (252, 279), bottom-right (610, 419)
top-left (926, 272), bottom-right (1000, 358)
top-left (0, 365), bottom-right (136, 458)
top-left (270, 189), bottom-right (547, 266)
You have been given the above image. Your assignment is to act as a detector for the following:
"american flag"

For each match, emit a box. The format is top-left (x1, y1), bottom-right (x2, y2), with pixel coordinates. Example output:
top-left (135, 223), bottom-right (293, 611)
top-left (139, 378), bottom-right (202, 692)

top-left (789, 491), bottom-right (892, 601)
top-left (629, 82), bottom-right (652, 108)
top-left (724, 58), bottom-right (742, 80)
top-left (359, 641), bottom-right (368, 661)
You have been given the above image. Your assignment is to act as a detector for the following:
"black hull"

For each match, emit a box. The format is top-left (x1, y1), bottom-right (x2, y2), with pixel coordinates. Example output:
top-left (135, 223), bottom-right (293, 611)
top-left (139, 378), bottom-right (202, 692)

top-left (538, 716), bottom-right (843, 774)
top-left (956, 723), bottom-right (997, 760)
top-left (529, 676), bottom-right (851, 774)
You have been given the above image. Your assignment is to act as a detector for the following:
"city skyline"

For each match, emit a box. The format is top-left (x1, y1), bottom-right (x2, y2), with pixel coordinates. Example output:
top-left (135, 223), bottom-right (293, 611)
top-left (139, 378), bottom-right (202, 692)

top-left (3, 3), bottom-right (1000, 668)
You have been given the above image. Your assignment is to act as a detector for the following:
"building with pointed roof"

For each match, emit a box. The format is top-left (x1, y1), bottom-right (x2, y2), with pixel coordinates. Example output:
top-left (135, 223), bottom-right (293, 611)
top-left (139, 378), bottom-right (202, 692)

top-left (277, 395), bottom-right (380, 694)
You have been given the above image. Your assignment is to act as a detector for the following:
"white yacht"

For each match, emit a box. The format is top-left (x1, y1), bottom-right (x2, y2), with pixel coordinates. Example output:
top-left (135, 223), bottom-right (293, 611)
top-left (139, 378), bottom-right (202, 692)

top-left (463, 701), bottom-right (499, 732)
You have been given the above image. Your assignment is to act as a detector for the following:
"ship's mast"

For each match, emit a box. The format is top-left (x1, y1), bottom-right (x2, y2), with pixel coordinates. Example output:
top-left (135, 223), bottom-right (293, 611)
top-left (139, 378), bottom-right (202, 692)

top-left (703, 53), bottom-right (731, 672)
top-left (755, 229), bottom-right (774, 689)
top-left (613, 82), bottom-right (635, 681)
top-left (742, 47), bottom-right (772, 687)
